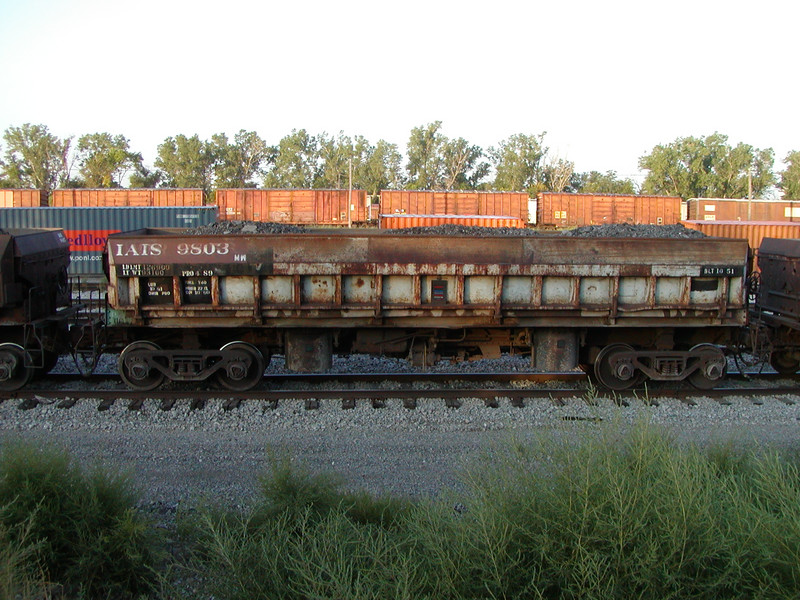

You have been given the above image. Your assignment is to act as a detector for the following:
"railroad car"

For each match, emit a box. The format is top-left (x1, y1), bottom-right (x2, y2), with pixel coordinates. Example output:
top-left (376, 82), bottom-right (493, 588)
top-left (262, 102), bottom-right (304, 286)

top-left (216, 189), bottom-right (373, 225)
top-left (379, 190), bottom-right (533, 225)
top-left (751, 237), bottom-right (800, 375)
top-left (103, 228), bottom-right (748, 391)
top-left (51, 188), bottom-right (204, 207)
top-left (0, 228), bottom-right (72, 390)
top-left (537, 192), bottom-right (683, 228)
top-left (686, 198), bottom-right (800, 222)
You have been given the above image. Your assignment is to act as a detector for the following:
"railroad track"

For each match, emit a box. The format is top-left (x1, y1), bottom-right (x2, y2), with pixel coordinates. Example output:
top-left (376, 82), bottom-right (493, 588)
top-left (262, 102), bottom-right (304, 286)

top-left (3, 371), bottom-right (798, 411)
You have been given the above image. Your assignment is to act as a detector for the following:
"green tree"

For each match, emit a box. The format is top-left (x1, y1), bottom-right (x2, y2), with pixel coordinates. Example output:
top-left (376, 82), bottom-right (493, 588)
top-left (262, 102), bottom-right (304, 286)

top-left (355, 138), bottom-right (404, 194)
top-left (212, 130), bottom-right (274, 188)
top-left (639, 132), bottom-right (775, 199)
top-left (154, 134), bottom-right (217, 195)
top-left (573, 170), bottom-right (637, 194)
top-left (318, 131), bottom-right (355, 189)
top-left (489, 132), bottom-right (548, 193)
top-left (1, 123), bottom-right (71, 198)
top-left (75, 132), bottom-right (143, 187)
top-left (442, 137), bottom-right (489, 190)
top-left (264, 129), bottom-right (320, 188)
top-left (406, 122), bottom-right (446, 189)
top-left (780, 151), bottom-right (800, 199)
top-left (129, 165), bottom-right (163, 188)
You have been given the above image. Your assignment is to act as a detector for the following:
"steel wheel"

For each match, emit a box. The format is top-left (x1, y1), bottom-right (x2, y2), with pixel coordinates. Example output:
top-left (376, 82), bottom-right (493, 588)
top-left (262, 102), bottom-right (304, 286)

top-left (119, 341), bottom-right (165, 391)
top-left (770, 350), bottom-right (800, 376)
top-left (687, 344), bottom-right (727, 389)
top-left (215, 342), bottom-right (265, 391)
top-left (0, 343), bottom-right (33, 391)
top-left (594, 344), bottom-right (639, 391)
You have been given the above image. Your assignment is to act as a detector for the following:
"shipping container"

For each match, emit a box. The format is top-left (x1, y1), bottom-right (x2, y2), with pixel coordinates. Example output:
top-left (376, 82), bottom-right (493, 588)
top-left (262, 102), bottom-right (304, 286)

top-left (680, 220), bottom-right (800, 270)
top-left (379, 191), bottom-right (532, 223)
top-left (0, 206), bottom-right (217, 275)
top-left (380, 214), bottom-right (526, 229)
top-left (51, 188), bottom-right (204, 207)
top-left (537, 192), bottom-right (682, 228)
top-left (216, 189), bottom-right (370, 225)
top-left (0, 189), bottom-right (45, 207)
top-left (686, 198), bottom-right (800, 222)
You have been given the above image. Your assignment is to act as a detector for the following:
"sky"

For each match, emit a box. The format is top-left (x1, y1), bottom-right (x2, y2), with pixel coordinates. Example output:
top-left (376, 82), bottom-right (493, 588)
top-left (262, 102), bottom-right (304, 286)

top-left (0, 0), bottom-right (797, 185)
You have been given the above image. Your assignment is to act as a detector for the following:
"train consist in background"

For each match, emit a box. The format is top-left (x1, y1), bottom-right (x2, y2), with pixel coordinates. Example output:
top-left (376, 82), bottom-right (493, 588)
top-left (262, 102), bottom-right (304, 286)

top-left (0, 221), bottom-right (799, 393)
top-left (4, 189), bottom-right (800, 279)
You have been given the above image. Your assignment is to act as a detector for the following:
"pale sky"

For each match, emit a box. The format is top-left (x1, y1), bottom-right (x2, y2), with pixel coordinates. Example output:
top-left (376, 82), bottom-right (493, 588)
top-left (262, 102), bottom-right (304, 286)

top-left (0, 0), bottom-right (797, 184)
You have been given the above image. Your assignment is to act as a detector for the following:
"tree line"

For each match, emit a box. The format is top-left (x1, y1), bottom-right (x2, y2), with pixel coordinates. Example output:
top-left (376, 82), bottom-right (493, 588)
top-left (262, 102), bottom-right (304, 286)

top-left (1, 122), bottom-right (798, 201)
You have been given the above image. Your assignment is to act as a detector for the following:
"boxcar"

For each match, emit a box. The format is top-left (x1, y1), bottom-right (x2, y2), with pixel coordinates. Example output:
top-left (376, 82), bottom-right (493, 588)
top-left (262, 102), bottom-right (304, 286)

top-left (537, 192), bottom-right (682, 228)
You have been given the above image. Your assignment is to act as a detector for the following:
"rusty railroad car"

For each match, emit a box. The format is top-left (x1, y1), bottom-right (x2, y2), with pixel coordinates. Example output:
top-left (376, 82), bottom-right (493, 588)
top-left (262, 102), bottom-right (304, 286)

top-left (380, 214), bottom-right (526, 229)
top-left (379, 190), bottom-right (532, 224)
top-left (0, 229), bottom-right (73, 390)
top-left (537, 192), bottom-right (682, 228)
top-left (686, 198), bottom-right (800, 222)
top-left (751, 238), bottom-right (800, 375)
top-left (51, 188), bottom-right (204, 207)
top-left (216, 189), bottom-right (371, 225)
top-left (0, 189), bottom-right (46, 207)
top-left (104, 229), bottom-right (748, 391)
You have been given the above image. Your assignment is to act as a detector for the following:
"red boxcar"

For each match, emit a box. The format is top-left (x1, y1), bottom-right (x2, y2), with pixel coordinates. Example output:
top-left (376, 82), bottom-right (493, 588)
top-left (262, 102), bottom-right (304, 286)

top-left (0, 189), bottom-right (45, 207)
top-left (380, 214), bottom-right (526, 229)
top-left (686, 198), bottom-right (800, 222)
top-left (215, 189), bottom-right (370, 225)
top-left (537, 192), bottom-right (682, 228)
top-left (51, 189), bottom-right (204, 207)
top-left (380, 191), bottom-right (532, 223)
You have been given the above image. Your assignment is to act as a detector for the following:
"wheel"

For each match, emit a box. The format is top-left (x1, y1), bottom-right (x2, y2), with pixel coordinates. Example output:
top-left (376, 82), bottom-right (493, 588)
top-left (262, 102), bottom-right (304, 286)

top-left (214, 342), bottom-right (265, 391)
top-left (594, 344), bottom-right (639, 391)
top-left (770, 350), bottom-right (800, 376)
top-left (0, 343), bottom-right (33, 391)
top-left (119, 341), bottom-right (165, 391)
top-left (687, 344), bottom-right (727, 389)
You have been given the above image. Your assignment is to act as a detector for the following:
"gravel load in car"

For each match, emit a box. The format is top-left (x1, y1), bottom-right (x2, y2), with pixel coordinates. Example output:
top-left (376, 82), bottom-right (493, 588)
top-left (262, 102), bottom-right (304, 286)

top-left (187, 220), bottom-right (307, 235)
top-left (392, 224), bottom-right (550, 236)
top-left (561, 223), bottom-right (707, 238)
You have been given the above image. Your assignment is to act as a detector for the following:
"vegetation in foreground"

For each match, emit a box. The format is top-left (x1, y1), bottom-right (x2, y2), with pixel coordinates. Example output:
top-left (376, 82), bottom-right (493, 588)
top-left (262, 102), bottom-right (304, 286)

top-left (2, 422), bottom-right (800, 599)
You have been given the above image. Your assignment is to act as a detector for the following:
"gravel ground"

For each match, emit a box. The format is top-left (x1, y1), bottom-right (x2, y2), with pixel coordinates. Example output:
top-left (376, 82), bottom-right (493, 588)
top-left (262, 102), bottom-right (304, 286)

top-left (2, 354), bottom-right (799, 513)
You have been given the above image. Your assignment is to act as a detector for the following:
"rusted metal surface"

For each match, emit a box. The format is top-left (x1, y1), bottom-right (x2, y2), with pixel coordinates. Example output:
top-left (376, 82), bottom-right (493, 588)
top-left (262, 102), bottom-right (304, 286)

top-left (379, 191), bottom-right (531, 223)
top-left (686, 198), bottom-right (800, 222)
top-left (51, 189), bottom-right (204, 207)
top-left (756, 238), bottom-right (800, 321)
top-left (0, 189), bottom-right (45, 207)
top-left (105, 229), bottom-right (749, 330)
top-left (537, 193), bottom-right (682, 228)
top-left (379, 214), bottom-right (526, 229)
top-left (216, 189), bottom-right (370, 225)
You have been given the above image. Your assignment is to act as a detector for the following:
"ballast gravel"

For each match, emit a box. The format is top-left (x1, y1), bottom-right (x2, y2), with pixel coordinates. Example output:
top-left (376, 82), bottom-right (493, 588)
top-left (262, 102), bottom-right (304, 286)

top-left (2, 354), bottom-right (800, 513)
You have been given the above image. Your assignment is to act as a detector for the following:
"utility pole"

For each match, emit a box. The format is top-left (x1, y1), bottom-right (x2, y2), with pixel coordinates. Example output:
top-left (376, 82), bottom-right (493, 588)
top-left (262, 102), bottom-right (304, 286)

top-left (348, 157), bottom-right (353, 228)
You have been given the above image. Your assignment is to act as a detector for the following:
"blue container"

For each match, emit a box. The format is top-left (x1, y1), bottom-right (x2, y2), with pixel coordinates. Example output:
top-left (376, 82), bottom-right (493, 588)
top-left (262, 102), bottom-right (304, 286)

top-left (0, 206), bottom-right (218, 275)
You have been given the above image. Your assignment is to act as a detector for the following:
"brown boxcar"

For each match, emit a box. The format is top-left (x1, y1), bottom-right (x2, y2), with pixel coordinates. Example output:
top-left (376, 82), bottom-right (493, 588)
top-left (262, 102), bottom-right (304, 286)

top-left (216, 189), bottom-right (370, 225)
top-left (681, 220), bottom-right (800, 271)
top-left (379, 190), bottom-right (532, 223)
top-left (0, 189), bottom-right (45, 207)
top-left (686, 198), bottom-right (800, 222)
top-left (51, 189), bottom-right (204, 207)
top-left (380, 214), bottom-right (526, 229)
top-left (537, 192), bottom-right (682, 228)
